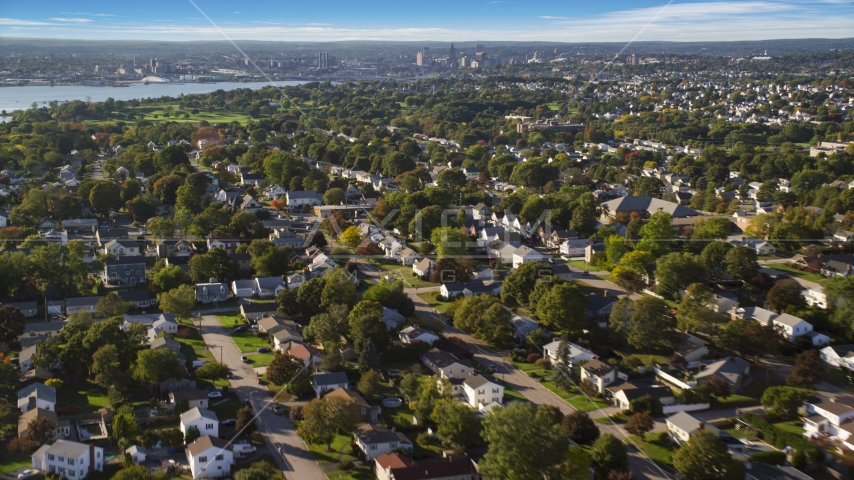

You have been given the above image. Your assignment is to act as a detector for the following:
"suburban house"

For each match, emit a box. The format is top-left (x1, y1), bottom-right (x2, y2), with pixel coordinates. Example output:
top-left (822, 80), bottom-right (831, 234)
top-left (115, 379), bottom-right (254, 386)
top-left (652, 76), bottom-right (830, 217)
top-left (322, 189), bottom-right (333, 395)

top-left (580, 359), bottom-right (627, 395)
top-left (712, 292), bottom-right (739, 314)
top-left (312, 371), bottom-right (350, 398)
top-left (19, 321), bottom-right (64, 342)
top-left (820, 345), bottom-right (854, 371)
top-left (381, 307), bottom-right (407, 329)
top-left (103, 239), bottom-right (140, 257)
top-left (611, 384), bottom-right (676, 411)
top-left (18, 345), bottom-right (36, 373)
top-left (738, 238), bottom-right (776, 256)
top-left (560, 239), bottom-right (591, 257)
top-left (326, 388), bottom-right (378, 424)
top-left (354, 424), bottom-right (413, 461)
top-left (694, 357), bottom-right (751, 393)
top-left (674, 333), bottom-right (709, 363)
top-left (421, 348), bottom-right (474, 379)
top-left (169, 387), bottom-right (209, 412)
top-left (462, 373), bottom-right (504, 409)
top-left (803, 287), bottom-right (827, 309)
top-left (601, 195), bottom-right (700, 219)
top-left (512, 245), bottom-right (544, 269)
top-left (19, 408), bottom-right (70, 440)
top-left (803, 395), bottom-right (854, 450)
top-left (287, 344), bottom-right (323, 367)
top-left (31, 439), bottom-right (104, 478)
top-left (374, 454), bottom-right (475, 480)
top-left (666, 411), bottom-right (720, 445)
top-left (231, 279), bottom-right (258, 298)
top-left (18, 383), bottom-right (56, 412)
top-left (286, 190), bottom-right (323, 207)
top-left (186, 436), bottom-right (234, 479)
top-left (586, 293), bottom-right (618, 327)
top-left (155, 239), bottom-right (193, 258)
top-left (240, 302), bottom-right (279, 321)
top-left (543, 339), bottom-right (598, 367)
top-left (399, 326), bottom-right (440, 345)
top-left (180, 407), bottom-right (219, 439)
top-left (271, 328), bottom-right (304, 353)
top-left (397, 247), bottom-right (420, 266)
top-left (255, 276), bottom-right (287, 298)
top-left (5, 301), bottom-right (39, 318)
top-left (735, 307), bottom-right (828, 345)
top-left (125, 446), bottom-right (147, 465)
top-left (196, 282), bottom-right (230, 303)
top-left (207, 237), bottom-right (241, 253)
top-left (510, 314), bottom-right (539, 340)
top-left (439, 280), bottom-right (501, 300)
top-left (64, 296), bottom-right (102, 315)
top-left (104, 256), bottom-right (146, 286)
top-left (412, 258), bottom-right (435, 279)
top-left (96, 228), bottom-right (129, 246)
top-left (116, 289), bottom-right (157, 309)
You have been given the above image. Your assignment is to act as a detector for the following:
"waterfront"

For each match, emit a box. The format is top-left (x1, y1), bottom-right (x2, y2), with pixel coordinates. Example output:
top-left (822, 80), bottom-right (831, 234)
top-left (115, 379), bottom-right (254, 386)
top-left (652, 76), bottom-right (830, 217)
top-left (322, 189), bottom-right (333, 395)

top-left (0, 80), bottom-right (308, 114)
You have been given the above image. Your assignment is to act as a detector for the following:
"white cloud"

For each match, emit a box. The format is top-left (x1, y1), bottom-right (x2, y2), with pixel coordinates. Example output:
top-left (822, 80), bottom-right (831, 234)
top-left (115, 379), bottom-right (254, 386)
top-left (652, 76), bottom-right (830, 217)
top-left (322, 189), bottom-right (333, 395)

top-left (0, 18), bottom-right (55, 26)
top-left (48, 17), bottom-right (94, 23)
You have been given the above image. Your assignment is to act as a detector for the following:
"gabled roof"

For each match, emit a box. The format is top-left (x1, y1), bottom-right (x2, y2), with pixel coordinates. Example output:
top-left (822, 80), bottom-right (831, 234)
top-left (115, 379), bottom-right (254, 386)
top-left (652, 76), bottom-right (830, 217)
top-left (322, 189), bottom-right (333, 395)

top-left (18, 382), bottom-right (57, 404)
top-left (180, 407), bottom-right (219, 424)
top-left (186, 435), bottom-right (232, 457)
top-left (602, 195), bottom-right (700, 217)
top-left (356, 424), bottom-right (411, 445)
top-left (666, 411), bottom-right (706, 435)
top-left (581, 358), bottom-right (614, 376)
top-left (313, 371), bottom-right (349, 386)
top-left (463, 373), bottom-right (499, 389)
top-left (421, 348), bottom-right (464, 369)
top-left (64, 296), bottom-right (103, 307)
top-left (170, 386), bottom-right (210, 402)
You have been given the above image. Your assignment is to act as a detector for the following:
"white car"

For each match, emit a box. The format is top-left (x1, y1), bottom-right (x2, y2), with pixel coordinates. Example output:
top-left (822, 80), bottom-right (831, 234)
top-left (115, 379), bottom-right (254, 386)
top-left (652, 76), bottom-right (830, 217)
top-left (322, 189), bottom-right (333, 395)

top-left (207, 390), bottom-right (222, 399)
top-left (192, 360), bottom-right (206, 368)
top-left (18, 470), bottom-right (39, 479)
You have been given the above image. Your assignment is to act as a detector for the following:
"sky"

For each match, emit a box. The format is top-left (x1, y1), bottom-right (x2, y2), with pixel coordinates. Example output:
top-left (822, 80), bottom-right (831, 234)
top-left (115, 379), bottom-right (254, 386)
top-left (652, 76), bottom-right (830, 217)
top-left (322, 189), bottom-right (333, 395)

top-left (1, 0), bottom-right (853, 42)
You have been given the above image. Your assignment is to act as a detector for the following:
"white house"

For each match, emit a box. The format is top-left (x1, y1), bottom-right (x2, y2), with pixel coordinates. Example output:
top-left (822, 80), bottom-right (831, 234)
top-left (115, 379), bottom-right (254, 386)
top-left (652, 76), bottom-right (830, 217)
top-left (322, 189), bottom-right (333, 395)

top-left (196, 283), bottom-right (230, 304)
top-left (560, 239), bottom-right (590, 257)
top-left (103, 239), bottom-right (141, 257)
top-left (186, 436), bottom-right (234, 479)
top-left (543, 339), bottom-right (598, 367)
top-left (735, 307), bottom-right (828, 345)
top-left (287, 344), bottom-right (323, 367)
top-left (412, 258), bottom-right (435, 278)
top-left (666, 411), bottom-right (719, 445)
top-left (420, 348), bottom-right (474, 379)
top-left (399, 326), bottom-right (439, 345)
top-left (312, 371), bottom-right (349, 398)
top-left (462, 374), bottom-right (504, 409)
top-left (18, 383), bottom-right (56, 412)
top-left (741, 238), bottom-right (775, 255)
top-left (125, 446), bottom-right (147, 465)
top-left (803, 287), bottom-right (827, 309)
top-left (231, 279), bottom-right (257, 298)
top-left (180, 407), bottom-right (219, 439)
top-left (32, 440), bottom-right (104, 478)
top-left (803, 395), bottom-right (854, 449)
top-left (169, 387), bottom-right (210, 412)
top-left (512, 246), bottom-right (544, 269)
top-left (286, 190), bottom-right (322, 207)
top-left (580, 359), bottom-right (627, 395)
top-left (354, 424), bottom-right (413, 461)
top-left (820, 345), bottom-right (854, 371)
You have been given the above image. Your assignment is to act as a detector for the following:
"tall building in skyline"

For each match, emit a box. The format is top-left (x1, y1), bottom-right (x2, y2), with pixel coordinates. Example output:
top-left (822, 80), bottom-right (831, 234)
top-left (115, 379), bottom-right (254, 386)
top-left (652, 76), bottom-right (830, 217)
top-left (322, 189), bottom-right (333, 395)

top-left (318, 51), bottom-right (329, 70)
top-left (449, 43), bottom-right (457, 69)
top-left (475, 44), bottom-right (485, 62)
top-left (628, 53), bottom-right (638, 65)
top-left (417, 47), bottom-right (430, 66)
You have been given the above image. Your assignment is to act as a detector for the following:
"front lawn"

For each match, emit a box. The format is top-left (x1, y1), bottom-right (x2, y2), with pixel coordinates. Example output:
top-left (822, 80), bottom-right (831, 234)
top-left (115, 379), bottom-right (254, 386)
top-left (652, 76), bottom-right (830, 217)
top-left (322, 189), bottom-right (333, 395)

top-left (246, 353), bottom-right (276, 367)
top-left (417, 293), bottom-right (453, 315)
top-left (539, 380), bottom-right (610, 412)
top-left (217, 314), bottom-right (244, 329)
top-left (232, 331), bottom-right (272, 353)
top-left (209, 397), bottom-right (243, 420)
top-left (0, 452), bottom-right (32, 474)
top-left (175, 326), bottom-right (216, 365)
top-left (627, 433), bottom-right (676, 468)
top-left (773, 420), bottom-right (805, 435)
top-left (769, 264), bottom-right (828, 286)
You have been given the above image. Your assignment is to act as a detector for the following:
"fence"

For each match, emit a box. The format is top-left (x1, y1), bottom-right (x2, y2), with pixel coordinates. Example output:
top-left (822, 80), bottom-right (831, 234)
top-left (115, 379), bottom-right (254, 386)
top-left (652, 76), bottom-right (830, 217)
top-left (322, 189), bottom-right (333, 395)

top-left (662, 403), bottom-right (710, 414)
top-left (653, 367), bottom-right (696, 390)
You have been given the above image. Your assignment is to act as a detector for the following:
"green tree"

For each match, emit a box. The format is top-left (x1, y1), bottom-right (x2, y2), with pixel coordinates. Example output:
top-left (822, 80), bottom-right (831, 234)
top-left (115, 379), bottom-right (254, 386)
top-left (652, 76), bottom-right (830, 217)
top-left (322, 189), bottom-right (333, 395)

top-left (561, 411), bottom-right (600, 445)
top-left (700, 241), bottom-right (733, 280)
top-left (30, 337), bottom-right (61, 370)
top-left (322, 188), bottom-right (345, 205)
top-left (348, 301), bottom-right (390, 353)
top-left (157, 284), bottom-right (196, 319)
top-left (0, 305), bottom-right (25, 344)
top-left (89, 181), bottom-right (123, 216)
top-left (431, 399), bottom-right (483, 453)
top-left (786, 349), bottom-right (824, 388)
top-left (624, 411), bottom-right (655, 437)
top-left (357, 369), bottom-right (382, 397)
top-left (362, 279), bottom-right (414, 315)
top-left (673, 430), bottom-right (744, 480)
top-left (766, 279), bottom-right (806, 313)
top-left (184, 426), bottom-right (201, 445)
top-left (267, 354), bottom-right (304, 386)
top-left (120, 178), bottom-right (143, 203)
top-left (236, 406), bottom-right (257, 436)
top-left (150, 264), bottom-right (188, 294)
top-left (95, 293), bottom-right (134, 318)
top-left (677, 283), bottom-right (717, 333)
top-left (132, 349), bottom-right (184, 387)
top-left (725, 247), bottom-right (759, 283)
top-left (480, 402), bottom-right (568, 479)
top-left (337, 226), bottom-right (363, 249)
top-left (501, 262), bottom-right (552, 305)
top-left (718, 319), bottom-right (781, 361)
top-left (195, 362), bottom-right (229, 381)
top-left (92, 344), bottom-right (123, 388)
top-left (320, 268), bottom-right (358, 310)
top-left (590, 434), bottom-right (629, 478)
top-left (297, 396), bottom-right (361, 450)
top-left (611, 297), bottom-right (677, 351)
top-left (303, 304), bottom-right (350, 346)
top-left (452, 295), bottom-right (515, 349)
top-left (536, 282), bottom-right (588, 335)
top-left (635, 211), bottom-right (674, 258)
top-left (654, 252), bottom-right (705, 296)
top-left (112, 406), bottom-right (138, 443)
top-left (25, 417), bottom-right (56, 445)
top-left (431, 227), bottom-right (469, 258)
top-left (358, 339), bottom-right (381, 373)
top-left (0, 362), bottom-right (18, 396)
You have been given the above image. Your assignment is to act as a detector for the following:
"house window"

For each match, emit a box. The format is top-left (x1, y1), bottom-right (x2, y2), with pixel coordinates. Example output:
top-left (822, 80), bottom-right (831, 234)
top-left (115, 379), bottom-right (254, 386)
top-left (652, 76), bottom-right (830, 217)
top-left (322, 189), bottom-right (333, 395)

top-left (68, 471), bottom-right (75, 478)
top-left (215, 455), bottom-right (224, 461)
top-left (371, 445), bottom-right (377, 450)
top-left (199, 456), bottom-right (208, 462)
top-left (48, 455), bottom-right (55, 461)
top-left (68, 459), bottom-right (75, 465)
top-left (205, 423), bottom-right (214, 430)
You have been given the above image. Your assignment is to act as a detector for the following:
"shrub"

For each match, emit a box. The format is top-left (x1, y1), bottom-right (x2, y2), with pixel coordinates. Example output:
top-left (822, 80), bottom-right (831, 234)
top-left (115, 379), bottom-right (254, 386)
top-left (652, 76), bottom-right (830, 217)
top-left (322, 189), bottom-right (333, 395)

top-left (534, 358), bottom-right (551, 368)
top-left (749, 450), bottom-right (786, 465)
top-left (657, 431), bottom-right (670, 444)
top-left (7, 437), bottom-right (38, 453)
top-left (416, 432), bottom-right (433, 446)
top-left (337, 460), bottom-right (353, 471)
top-left (511, 349), bottom-right (528, 363)
top-left (742, 412), bottom-right (822, 462)
top-left (526, 353), bottom-right (542, 364)
top-left (289, 406), bottom-right (303, 421)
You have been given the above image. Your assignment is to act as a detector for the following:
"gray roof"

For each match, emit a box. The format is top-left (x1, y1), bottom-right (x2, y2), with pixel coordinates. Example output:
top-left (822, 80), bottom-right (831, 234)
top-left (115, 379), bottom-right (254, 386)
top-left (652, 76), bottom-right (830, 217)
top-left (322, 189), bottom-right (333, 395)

top-left (150, 336), bottom-right (181, 350)
top-left (24, 321), bottom-right (64, 334)
top-left (5, 301), bottom-right (38, 310)
top-left (695, 357), bottom-right (750, 385)
top-left (18, 382), bottom-right (57, 404)
top-left (196, 283), bottom-right (228, 297)
top-left (255, 276), bottom-right (287, 290)
top-left (463, 373), bottom-right (498, 389)
top-left (180, 407), bottom-right (219, 424)
top-left (44, 439), bottom-right (90, 458)
top-left (64, 296), bottom-right (103, 307)
top-left (602, 195), bottom-right (700, 217)
top-left (738, 307), bottom-right (809, 329)
top-left (312, 371), bottom-right (349, 386)
top-left (124, 313), bottom-right (175, 325)
top-left (667, 411), bottom-right (706, 435)
top-left (287, 190), bottom-right (321, 199)
top-left (421, 348), bottom-right (465, 369)
top-left (355, 424), bottom-right (411, 445)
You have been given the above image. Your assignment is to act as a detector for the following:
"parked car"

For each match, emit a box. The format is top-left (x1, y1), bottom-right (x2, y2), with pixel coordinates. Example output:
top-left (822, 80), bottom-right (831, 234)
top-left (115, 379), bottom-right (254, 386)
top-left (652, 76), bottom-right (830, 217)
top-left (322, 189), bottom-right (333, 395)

top-left (271, 405), bottom-right (283, 415)
top-left (192, 360), bottom-right (206, 368)
top-left (257, 347), bottom-right (272, 353)
top-left (233, 326), bottom-right (247, 333)
top-left (227, 371), bottom-right (235, 379)
top-left (18, 469), bottom-right (39, 479)
top-left (233, 443), bottom-right (257, 454)
top-left (250, 324), bottom-right (260, 330)
top-left (207, 390), bottom-right (222, 399)
top-left (241, 356), bottom-right (249, 363)
top-left (220, 419), bottom-right (237, 426)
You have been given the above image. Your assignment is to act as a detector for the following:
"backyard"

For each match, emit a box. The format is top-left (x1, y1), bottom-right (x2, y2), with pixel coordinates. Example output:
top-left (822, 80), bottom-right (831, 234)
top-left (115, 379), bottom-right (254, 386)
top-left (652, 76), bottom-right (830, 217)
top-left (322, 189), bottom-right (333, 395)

top-left (368, 261), bottom-right (439, 289)
top-left (417, 293), bottom-right (454, 315)
top-left (626, 433), bottom-right (676, 468)
top-left (0, 452), bottom-right (33, 474)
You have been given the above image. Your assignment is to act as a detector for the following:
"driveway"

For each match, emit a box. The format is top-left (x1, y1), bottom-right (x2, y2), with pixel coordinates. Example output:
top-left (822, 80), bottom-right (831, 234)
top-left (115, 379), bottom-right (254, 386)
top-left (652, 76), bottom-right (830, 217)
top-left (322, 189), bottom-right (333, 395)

top-left (197, 315), bottom-right (326, 480)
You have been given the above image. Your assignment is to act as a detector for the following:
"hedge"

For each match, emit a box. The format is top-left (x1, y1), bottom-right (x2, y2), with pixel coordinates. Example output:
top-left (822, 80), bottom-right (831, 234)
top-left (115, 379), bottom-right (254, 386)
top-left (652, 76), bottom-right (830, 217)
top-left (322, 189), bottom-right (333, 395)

top-left (749, 450), bottom-right (787, 465)
top-left (742, 412), bottom-right (823, 463)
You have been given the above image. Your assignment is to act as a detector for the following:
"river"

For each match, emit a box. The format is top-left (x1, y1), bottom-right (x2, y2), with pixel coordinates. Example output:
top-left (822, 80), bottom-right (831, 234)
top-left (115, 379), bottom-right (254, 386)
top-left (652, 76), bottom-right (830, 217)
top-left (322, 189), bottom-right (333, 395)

top-left (0, 80), bottom-right (309, 115)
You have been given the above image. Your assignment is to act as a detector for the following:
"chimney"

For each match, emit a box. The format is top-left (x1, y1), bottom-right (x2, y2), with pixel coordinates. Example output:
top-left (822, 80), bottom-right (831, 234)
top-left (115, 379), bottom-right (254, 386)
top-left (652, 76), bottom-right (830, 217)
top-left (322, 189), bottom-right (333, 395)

top-left (698, 422), bottom-right (704, 430)
top-left (603, 291), bottom-right (609, 297)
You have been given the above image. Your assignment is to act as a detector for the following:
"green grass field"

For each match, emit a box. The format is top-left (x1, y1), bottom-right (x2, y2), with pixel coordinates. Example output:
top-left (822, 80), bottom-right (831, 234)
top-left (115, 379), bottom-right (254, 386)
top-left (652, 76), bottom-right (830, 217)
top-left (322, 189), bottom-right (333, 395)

top-left (768, 264), bottom-right (828, 285)
top-left (417, 293), bottom-right (454, 315)
top-left (63, 380), bottom-right (110, 413)
top-left (209, 398), bottom-right (243, 420)
top-left (231, 331), bottom-right (272, 353)
top-left (246, 353), bottom-right (276, 367)
top-left (539, 380), bottom-right (610, 412)
top-left (370, 262), bottom-right (439, 289)
top-left (217, 314), bottom-right (244, 329)
top-left (0, 452), bottom-right (34, 474)
top-left (627, 433), bottom-right (676, 468)
top-left (175, 326), bottom-right (216, 365)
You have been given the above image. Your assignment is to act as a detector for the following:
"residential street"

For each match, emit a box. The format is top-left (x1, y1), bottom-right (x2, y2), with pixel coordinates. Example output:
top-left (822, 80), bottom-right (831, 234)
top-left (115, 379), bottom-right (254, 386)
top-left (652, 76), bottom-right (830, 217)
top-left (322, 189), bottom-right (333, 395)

top-left (196, 315), bottom-right (327, 480)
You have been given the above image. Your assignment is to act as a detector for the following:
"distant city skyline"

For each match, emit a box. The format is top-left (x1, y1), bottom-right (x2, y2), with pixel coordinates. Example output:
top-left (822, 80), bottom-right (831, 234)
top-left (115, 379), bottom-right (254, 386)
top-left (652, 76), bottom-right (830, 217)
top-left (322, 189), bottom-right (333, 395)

top-left (1, 0), bottom-right (853, 42)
